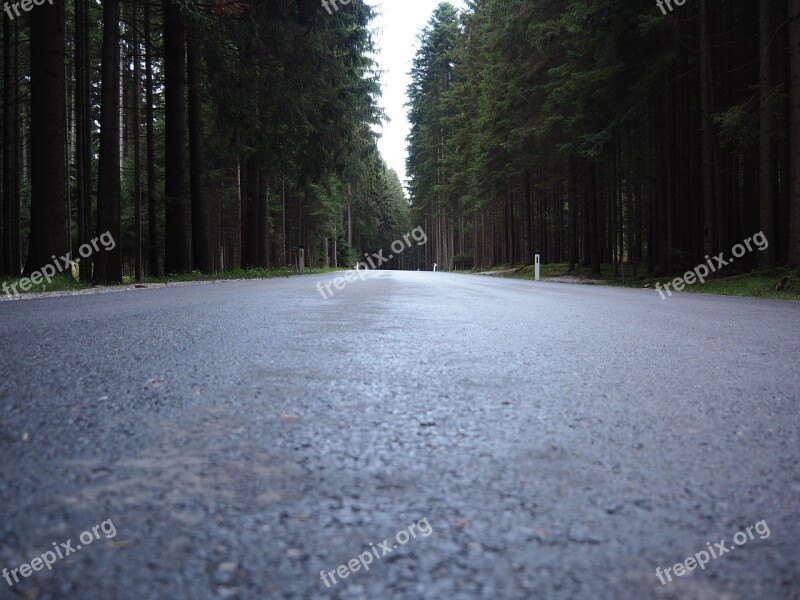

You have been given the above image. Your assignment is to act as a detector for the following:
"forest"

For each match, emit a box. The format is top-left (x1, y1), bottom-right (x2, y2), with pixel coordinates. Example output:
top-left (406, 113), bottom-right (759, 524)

top-left (407, 0), bottom-right (800, 276)
top-left (0, 0), bottom-right (418, 285)
top-left (4, 0), bottom-right (799, 286)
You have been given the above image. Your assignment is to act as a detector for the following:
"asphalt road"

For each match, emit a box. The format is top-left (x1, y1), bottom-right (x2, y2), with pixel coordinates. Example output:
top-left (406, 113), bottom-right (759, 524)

top-left (1, 271), bottom-right (798, 600)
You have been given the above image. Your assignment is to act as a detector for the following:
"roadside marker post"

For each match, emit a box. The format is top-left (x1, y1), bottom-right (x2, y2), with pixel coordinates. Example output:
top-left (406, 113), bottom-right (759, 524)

top-left (535, 252), bottom-right (540, 281)
top-left (433, 263), bottom-right (437, 272)
top-left (298, 245), bottom-right (305, 274)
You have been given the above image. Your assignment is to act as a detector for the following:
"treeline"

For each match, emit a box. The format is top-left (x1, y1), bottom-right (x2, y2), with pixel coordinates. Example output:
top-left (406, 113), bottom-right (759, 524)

top-left (407, 1), bottom-right (800, 275)
top-left (0, 0), bottom-right (416, 284)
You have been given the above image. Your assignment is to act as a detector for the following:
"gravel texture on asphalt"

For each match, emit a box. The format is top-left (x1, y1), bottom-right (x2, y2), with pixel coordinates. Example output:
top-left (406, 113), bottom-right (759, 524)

top-left (1, 271), bottom-right (798, 599)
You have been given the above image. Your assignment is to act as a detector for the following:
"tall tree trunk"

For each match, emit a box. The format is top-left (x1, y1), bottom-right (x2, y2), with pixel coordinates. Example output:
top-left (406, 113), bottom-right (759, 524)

top-left (145, 0), bottom-right (159, 276)
top-left (3, 15), bottom-right (20, 276)
top-left (332, 218), bottom-right (337, 268)
top-left (699, 0), bottom-right (715, 256)
top-left (95, 0), bottom-right (122, 283)
top-left (625, 132), bottom-right (634, 274)
top-left (790, 0), bottom-right (800, 266)
top-left (759, 0), bottom-right (777, 267)
top-left (74, 0), bottom-right (92, 282)
top-left (163, 0), bottom-right (190, 274)
top-left (282, 175), bottom-right (287, 266)
top-left (244, 155), bottom-right (258, 268)
top-left (258, 167), bottom-right (269, 267)
top-left (777, 2), bottom-right (792, 263)
top-left (347, 195), bottom-right (352, 247)
top-left (25, 0), bottom-right (68, 276)
top-left (188, 22), bottom-right (211, 273)
top-left (132, 2), bottom-right (143, 281)
top-left (581, 161), bottom-right (591, 268)
top-left (522, 171), bottom-right (532, 265)
top-left (567, 156), bottom-right (577, 272)
top-left (506, 190), bottom-right (514, 264)
top-left (238, 149), bottom-right (247, 268)
top-left (588, 162), bottom-right (601, 275)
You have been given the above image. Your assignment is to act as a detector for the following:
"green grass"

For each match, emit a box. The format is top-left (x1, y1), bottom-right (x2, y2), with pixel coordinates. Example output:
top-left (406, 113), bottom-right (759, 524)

top-left (130, 266), bottom-right (341, 285)
top-left (680, 269), bottom-right (800, 300)
top-left (1, 273), bottom-right (86, 297)
top-left (466, 263), bottom-right (800, 301)
top-left (1, 266), bottom-right (343, 298)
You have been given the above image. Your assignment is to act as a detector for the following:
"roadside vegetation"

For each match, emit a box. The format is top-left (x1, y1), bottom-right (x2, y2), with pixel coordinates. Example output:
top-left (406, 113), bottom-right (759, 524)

top-left (465, 265), bottom-right (800, 301)
top-left (0, 267), bottom-right (342, 298)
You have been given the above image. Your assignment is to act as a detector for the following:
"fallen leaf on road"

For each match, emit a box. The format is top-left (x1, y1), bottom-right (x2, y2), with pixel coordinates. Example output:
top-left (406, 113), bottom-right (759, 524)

top-left (22, 431), bottom-right (29, 441)
top-left (280, 414), bottom-right (299, 421)
top-left (107, 540), bottom-right (131, 548)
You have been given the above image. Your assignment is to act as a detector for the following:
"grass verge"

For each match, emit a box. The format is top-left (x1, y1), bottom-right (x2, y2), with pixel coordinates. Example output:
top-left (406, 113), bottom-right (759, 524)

top-left (0, 266), bottom-right (343, 299)
top-left (463, 263), bottom-right (800, 301)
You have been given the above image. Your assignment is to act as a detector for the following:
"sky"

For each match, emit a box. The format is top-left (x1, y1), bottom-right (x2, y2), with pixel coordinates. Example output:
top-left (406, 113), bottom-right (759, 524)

top-left (368, 0), bottom-right (467, 189)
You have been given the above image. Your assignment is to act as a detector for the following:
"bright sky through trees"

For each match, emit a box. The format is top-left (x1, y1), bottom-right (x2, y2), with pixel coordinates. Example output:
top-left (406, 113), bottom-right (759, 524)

top-left (370, 0), bottom-right (467, 188)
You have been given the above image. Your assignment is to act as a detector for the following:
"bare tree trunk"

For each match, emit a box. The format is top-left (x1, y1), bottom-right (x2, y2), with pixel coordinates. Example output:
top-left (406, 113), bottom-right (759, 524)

top-left (700, 0), bottom-right (715, 255)
top-left (163, 0), bottom-right (191, 274)
top-left (790, 0), bottom-right (800, 266)
top-left (132, 2), bottom-right (143, 280)
top-left (188, 22), bottom-right (211, 273)
top-left (332, 222), bottom-right (337, 268)
top-left (258, 167), bottom-right (269, 267)
top-left (588, 162), bottom-right (601, 275)
top-left (25, 0), bottom-right (68, 275)
top-left (567, 157), bottom-right (577, 271)
top-left (74, 0), bottom-right (92, 282)
top-left (282, 175), bottom-right (287, 266)
top-left (244, 156), bottom-right (259, 268)
top-left (238, 148), bottom-right (246, 268)
top-left (119, 18), bottom-right (125, 187)
top-left (95, 0), bottom-right (122, 283)
top-left (347, 198), bottom-right (352, 247)
top-left (3, 14), bottom-right (20, 276)
top-left (760, 0), bottom-right (777, 267)
top-left (145, 0), bottom-right (159, 277)
top-left (626, 132), bottom-right (634, 275)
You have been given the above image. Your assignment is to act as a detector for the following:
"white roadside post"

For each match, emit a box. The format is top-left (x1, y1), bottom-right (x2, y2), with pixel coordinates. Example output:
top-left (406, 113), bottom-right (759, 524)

top-left (433, 262), bottom-right (438, 272)
top-left (535, 252), bottom-right (540, 281)
top-left (298, 245), bottom-right (305, 274)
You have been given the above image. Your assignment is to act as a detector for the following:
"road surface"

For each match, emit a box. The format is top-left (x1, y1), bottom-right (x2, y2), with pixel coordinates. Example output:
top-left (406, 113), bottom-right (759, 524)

top-left (1, 271), bottom-right (798, 599)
